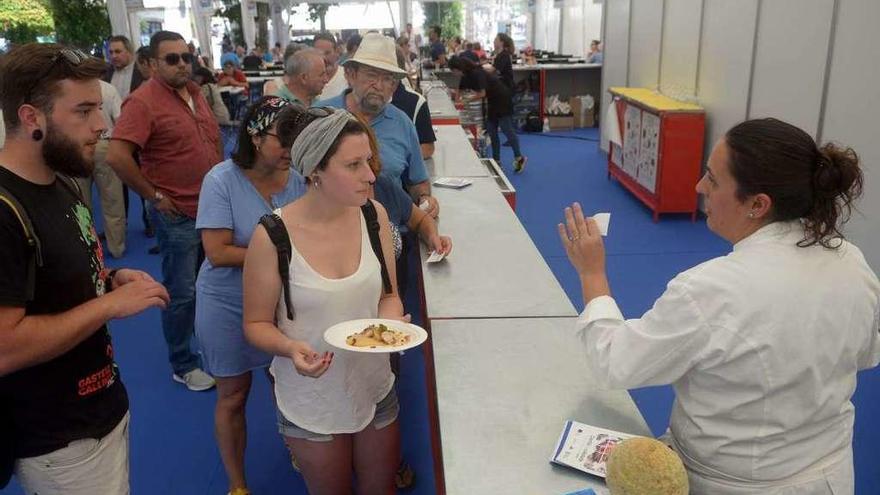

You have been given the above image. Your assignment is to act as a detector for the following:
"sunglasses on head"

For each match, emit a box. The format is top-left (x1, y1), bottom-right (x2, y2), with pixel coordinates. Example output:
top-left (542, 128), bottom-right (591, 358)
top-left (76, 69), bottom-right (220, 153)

top-left (26, 48), bottom-right (92, 104)
top-left (163, 52), bottom-right (195, 66)
top-left (291, 106), bottom-right (335, 129)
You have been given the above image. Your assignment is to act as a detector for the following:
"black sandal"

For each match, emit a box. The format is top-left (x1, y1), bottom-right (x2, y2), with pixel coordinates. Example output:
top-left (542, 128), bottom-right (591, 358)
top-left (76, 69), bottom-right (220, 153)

top-left (395, 460), bottom-right (416, 490)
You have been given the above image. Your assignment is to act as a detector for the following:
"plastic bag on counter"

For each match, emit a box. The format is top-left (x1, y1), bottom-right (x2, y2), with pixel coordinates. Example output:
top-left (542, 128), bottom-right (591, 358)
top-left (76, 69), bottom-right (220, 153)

top-left (544, 94), bottom-right (572, 115)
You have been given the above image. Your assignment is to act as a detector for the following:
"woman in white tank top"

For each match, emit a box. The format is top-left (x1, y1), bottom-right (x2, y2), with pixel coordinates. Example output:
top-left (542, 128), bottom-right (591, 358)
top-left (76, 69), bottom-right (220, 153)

top-left (243, 106), bottom-right (407, 494)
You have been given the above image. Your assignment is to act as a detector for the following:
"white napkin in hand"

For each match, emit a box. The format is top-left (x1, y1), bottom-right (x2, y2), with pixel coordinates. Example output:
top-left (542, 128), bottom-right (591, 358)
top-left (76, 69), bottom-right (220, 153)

top-left (592, 213), bottom-right (610, 236)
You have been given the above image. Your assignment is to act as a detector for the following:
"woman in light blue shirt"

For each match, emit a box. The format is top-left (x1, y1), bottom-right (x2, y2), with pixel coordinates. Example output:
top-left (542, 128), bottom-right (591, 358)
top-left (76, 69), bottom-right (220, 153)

top-left (195, 96), bottom-right (307, 495)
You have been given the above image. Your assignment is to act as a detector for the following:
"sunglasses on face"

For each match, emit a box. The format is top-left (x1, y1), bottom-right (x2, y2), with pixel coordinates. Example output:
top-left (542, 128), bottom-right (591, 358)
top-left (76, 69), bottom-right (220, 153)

top-left (162, 52), bottom-right (195, 66)
top-left (26, 48), bottom-right (92, 104)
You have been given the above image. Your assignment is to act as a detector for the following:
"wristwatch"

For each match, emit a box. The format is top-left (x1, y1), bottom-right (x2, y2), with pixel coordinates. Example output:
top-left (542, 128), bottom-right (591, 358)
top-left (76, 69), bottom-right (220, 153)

top-left (150, 190), bottom-right (165, 204)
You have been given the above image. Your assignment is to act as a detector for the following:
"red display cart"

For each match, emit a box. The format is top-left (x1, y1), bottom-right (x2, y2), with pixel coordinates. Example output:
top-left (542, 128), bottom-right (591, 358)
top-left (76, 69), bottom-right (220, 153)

top-left (607, 87), bottom-right (705, 221)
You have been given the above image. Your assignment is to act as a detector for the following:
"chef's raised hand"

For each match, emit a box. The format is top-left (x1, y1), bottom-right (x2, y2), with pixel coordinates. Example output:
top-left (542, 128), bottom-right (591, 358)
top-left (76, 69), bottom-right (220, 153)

top-left (558, 202), bottom-right (606, 278)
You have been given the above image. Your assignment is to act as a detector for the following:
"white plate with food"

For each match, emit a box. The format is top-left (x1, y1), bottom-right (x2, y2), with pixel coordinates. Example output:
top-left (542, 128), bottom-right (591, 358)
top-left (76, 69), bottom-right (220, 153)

top-left (323, 319), bottom-right (428, 353)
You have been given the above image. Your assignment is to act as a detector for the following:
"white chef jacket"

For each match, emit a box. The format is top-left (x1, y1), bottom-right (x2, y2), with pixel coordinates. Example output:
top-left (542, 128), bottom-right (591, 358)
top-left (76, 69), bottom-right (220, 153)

top-left (577, 221), bottom-right (880, 494)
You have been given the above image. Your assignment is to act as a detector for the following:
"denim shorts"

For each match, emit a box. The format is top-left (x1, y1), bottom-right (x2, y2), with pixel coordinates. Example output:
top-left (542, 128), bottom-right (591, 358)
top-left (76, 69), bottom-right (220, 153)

top-left (276, 387), bottom-right (399, 442)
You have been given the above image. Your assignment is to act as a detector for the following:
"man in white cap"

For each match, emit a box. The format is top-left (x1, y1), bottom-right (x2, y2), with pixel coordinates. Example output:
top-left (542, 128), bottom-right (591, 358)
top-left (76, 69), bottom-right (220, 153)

top-left (317, 32), bottom-right (438, 218)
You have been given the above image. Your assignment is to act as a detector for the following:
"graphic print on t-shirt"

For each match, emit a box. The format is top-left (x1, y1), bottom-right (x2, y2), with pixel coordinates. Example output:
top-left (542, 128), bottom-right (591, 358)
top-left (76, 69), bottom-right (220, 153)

top-left (69, 198), bottom-right (120, 396)
top-left (70, 199), bottom-right (109, 296)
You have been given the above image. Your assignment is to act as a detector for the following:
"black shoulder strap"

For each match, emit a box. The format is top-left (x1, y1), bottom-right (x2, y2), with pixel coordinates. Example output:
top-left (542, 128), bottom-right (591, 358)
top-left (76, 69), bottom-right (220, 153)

top-left (55, 174), bottom-right (84, 202)
top-left (0, 185), bottom-right (42, 302)
top-left (361, 200), bottom-right (392, 295)
top-left (259, 213), bottom-right (294, 320)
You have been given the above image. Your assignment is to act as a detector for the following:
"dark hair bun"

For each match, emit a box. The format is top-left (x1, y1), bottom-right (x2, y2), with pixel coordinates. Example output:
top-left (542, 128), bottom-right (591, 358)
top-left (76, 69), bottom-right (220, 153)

top-left (804, 143), bottom-right (863, 247)
top-left (814, 143), bottom-right (862, 201)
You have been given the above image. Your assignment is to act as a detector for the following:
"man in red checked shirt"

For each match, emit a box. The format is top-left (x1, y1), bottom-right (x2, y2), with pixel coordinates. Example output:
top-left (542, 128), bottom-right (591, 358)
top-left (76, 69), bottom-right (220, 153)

top-left (107, 30), bottom-right (221, 392)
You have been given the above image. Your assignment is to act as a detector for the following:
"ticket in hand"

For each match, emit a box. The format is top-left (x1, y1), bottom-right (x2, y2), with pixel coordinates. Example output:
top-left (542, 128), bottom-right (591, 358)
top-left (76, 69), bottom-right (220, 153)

top-left (592, 213), bottom-right (610, 236)
top-left (426, 251), bottom-right (446, 263)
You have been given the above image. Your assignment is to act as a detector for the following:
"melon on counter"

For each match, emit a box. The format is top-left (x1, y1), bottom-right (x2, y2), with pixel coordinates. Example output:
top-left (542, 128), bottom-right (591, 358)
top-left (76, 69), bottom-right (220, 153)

top-left (605, 437), bottom-right (689, 495)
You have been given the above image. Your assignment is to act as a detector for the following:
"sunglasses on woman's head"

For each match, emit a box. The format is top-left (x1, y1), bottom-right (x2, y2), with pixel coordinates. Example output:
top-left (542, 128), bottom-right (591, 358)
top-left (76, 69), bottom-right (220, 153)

top-left (163, 52), bottom-right (195, 66)
top-left (292, 106), bottom-right (335, 129)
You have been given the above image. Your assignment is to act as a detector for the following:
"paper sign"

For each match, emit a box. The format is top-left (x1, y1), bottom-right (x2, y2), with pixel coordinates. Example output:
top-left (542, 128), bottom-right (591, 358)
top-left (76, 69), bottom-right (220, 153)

top-left (433, 177), bottom-right (472, 189)
top-left (592, 212), bottom-right (610, 236)
top-left (604, 103), bottom-right (622, 146)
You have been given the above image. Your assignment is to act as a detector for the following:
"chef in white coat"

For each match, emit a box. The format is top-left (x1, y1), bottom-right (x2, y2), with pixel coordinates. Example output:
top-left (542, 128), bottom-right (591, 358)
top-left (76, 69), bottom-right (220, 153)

top-left (559, 117), bottom-right (880, 494)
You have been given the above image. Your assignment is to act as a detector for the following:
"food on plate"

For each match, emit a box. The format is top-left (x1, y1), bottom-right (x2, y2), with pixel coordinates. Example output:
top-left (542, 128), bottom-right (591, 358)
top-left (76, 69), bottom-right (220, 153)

top-left (346, 323), bottom-right (411, 348)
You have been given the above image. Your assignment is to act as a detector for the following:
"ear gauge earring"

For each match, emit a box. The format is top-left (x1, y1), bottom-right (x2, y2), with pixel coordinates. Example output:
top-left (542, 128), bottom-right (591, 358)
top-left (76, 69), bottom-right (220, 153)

top-left (32, 129), bottom-right (44, 141)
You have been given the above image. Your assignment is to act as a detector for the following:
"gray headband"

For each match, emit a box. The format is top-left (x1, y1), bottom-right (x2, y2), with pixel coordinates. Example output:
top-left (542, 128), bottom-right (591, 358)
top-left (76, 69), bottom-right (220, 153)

top-left (291, 110), bottom-right (358, 177)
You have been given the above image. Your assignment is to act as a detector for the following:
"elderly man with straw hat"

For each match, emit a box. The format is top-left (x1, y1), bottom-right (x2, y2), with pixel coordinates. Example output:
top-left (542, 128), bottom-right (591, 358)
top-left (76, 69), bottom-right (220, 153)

top-left (318, 33), bottom-right (438, 219)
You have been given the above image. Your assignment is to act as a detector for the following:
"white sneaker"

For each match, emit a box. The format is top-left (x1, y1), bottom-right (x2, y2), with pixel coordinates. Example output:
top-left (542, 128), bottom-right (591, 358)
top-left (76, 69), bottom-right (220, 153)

top-left (172, 368), bottom-right (216, 391)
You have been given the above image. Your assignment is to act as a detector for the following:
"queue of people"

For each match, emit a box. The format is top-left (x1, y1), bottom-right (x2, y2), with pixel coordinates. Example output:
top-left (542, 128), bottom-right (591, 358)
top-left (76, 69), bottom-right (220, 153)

top-left (0, 24), bottom-right (878, 495)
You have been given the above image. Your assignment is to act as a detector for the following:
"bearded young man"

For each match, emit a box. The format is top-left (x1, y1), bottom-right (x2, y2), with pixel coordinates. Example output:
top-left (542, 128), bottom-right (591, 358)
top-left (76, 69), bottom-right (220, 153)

top-left (0, 43), bottom-right (170, 494)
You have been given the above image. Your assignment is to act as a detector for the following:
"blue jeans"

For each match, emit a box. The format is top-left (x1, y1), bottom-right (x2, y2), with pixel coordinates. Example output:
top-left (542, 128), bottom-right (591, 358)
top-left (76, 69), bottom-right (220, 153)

top-left (148, 205), bottom-right (203, 375)
top-left (486, 115), bottom-right (522, 163)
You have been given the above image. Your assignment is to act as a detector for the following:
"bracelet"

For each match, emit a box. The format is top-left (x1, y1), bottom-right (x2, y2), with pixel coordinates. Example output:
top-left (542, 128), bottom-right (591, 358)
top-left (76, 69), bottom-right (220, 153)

top-left (106, 269), bottom-right (119, 292)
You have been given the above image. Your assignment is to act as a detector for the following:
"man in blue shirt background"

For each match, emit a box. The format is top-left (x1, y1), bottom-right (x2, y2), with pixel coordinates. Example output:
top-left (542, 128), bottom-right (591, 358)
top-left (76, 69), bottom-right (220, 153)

top-left (220, 45), bottom-right (240, 68)
top-left (318, 33), bottom-right (439, 218)
top-left (428, 26), bottom-right (447, 68)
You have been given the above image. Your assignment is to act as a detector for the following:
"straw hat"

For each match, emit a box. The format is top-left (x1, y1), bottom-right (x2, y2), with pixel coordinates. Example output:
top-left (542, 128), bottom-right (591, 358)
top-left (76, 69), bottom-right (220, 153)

top-left (342, 32), bottom-right (406, 78)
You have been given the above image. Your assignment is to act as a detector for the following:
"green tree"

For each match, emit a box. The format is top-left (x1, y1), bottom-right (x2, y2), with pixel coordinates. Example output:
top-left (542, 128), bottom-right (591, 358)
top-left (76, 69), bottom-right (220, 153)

top-left (423, 1), bottom-right (462, 40)
top-left (306, 4), bottom-right (334, 32)
top-left (0, 0), bottom-right (55, 45)
top-left (46, 0), bottom-right (109, 49)
top-left (215, 0), bottom-right (243, 47)
top-left (256, 1), bottom-right (269, 50)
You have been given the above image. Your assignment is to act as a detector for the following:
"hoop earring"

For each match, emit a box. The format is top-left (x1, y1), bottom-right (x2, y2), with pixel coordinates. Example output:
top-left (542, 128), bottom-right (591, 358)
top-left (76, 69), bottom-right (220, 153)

top-left (32, 129), bottom-right (44, 141)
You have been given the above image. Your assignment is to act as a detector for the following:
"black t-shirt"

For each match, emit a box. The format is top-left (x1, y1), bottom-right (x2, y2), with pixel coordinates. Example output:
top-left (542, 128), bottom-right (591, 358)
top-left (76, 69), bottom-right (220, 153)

top-left (0, 166), bottom-right (128, 458)
top-left (242, 55), bottom-right (263, 70)
top-left (391, 84), bottom-right (437, 145)
top-left (459, 68), bottom-right (513, 119)
top-left (493, 51), bottom-right (515, 91)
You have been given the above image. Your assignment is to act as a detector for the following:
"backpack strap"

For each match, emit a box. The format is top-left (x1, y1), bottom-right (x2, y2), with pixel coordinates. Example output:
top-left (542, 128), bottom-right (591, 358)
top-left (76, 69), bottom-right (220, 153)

top-left (55, 173), bottom-right (84, 202)
top-left (0, 185), bottom-right (42, 302)
top-left (258, 213), bottom-right (294, 320)
top-left (361, 200), bottom-right (392, 295)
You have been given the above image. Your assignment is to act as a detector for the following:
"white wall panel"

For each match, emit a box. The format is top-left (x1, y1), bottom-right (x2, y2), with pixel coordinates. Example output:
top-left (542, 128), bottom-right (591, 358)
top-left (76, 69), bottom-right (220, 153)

top-left (627, 0), bottom-right (663, 88)
top-left (561, 0), bottom-right (585, 56)
top-left (600, 0), bottom-right (631, 151)
top-left (695, 0), bottom-right (758, 156)
top-left (584, 1), bottom-right (603, 46)
top-left (821, 0), bottom-right (880, 271)
top-left (659, 0), bottom-right (701, 97)
top-left (748, 0), bottom-right (833, 137)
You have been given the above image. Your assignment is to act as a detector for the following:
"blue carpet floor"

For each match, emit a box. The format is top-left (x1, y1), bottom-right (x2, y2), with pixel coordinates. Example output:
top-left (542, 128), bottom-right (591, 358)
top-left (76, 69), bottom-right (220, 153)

top-left (3, 127), bottom-right (878, 494)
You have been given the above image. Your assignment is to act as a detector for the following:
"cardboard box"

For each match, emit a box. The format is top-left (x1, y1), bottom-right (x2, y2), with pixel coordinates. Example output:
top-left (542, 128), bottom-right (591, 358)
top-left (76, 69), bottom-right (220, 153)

top-left (548, 115), bottom-right (575, 130)
top-left (570, 96), bottom-right (596, 128)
